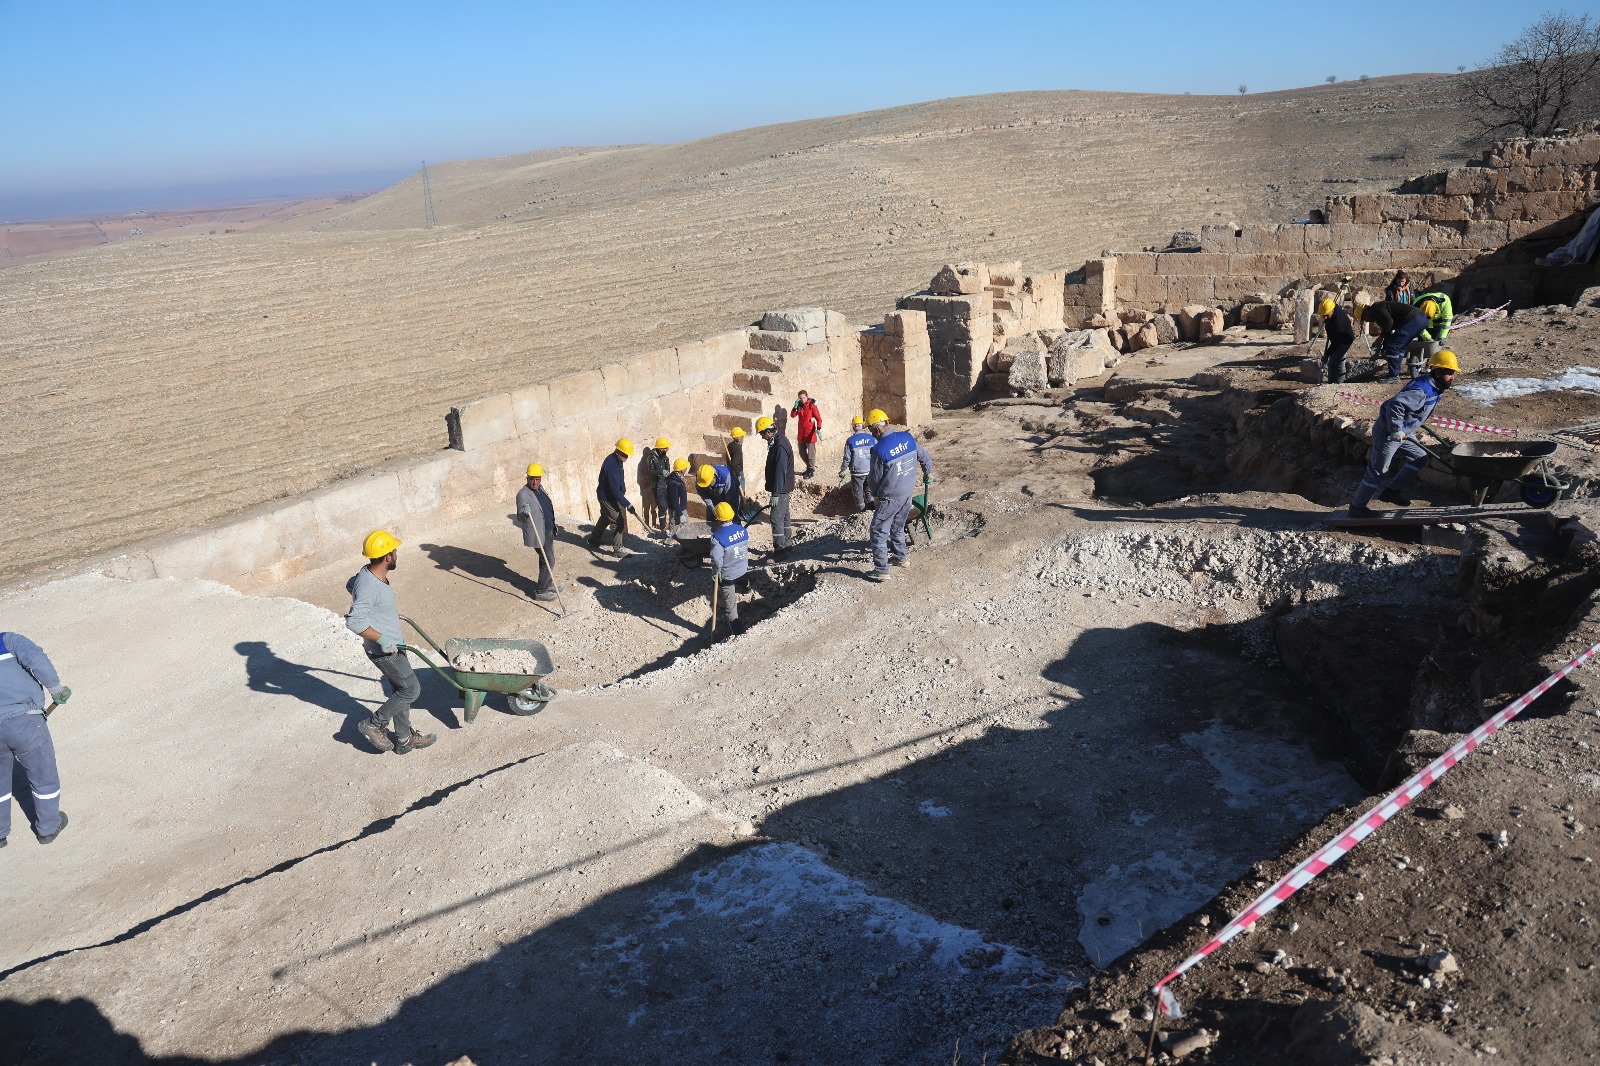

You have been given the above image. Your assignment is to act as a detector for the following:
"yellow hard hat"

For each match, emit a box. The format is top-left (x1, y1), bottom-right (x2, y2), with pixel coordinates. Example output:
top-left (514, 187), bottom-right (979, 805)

top-left (731, 426), bottom-right (746, 439)
top-left (867, 408), bottom-right (889, 426)
top-left (1428, 349), bottom-right (1460, 372)
top-left (852, 415), bottom-right (865, 427)
top-left (615, 438), bottom-right (635, 457)
top-left (1419, 299), bottom-right (1439, 318)
top-left (1316, 298), bottom-right (1336, 318)
top-left (755, 416), bottom-right (775, 433)
top-left (1352, 304), bottom-right (1367, 322)
top-left (362, 530), bottom-right (401, 559)
top-left (673, 457), bottom-right (690, 472)
top-left (697, 464), bottom-right (717, 488)
top-left (713, 502), bottom-right (735, 522)
top-left (526, 462), bottom-right (543, 478)
top-left (655, 437), bottom-right (671, 450)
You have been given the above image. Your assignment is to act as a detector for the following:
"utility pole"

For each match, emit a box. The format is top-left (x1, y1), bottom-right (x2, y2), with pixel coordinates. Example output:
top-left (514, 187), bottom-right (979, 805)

top-left (420, 160), bottom-right (438, 228)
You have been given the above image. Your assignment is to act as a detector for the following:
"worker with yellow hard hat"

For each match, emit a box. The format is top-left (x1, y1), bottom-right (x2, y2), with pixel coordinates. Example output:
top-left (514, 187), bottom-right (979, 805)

top-left (1353, 298), bottom-right (1429, 382)
top-left (695, 461), bottom-right (743, 525)
top-left (839, 414), bottom-right (878, 511)
top-left (587, 438), bottom-right (639, 556)
top-left (1347, 349), bottom-right (1460, 517)
top-left (347, 530), bottom-right (435, 755)
top-left (516, 463), bottom-right (559, 602)
top-left (707, 500), bottom-right (752, 637)
top-left (864, 408), bottom-right (933, 581)
top-left (757, 412), bottom-right (796, 559)
top-left (1408, 289), bottom-right (1454, 378)
top-left (1313, 294), bottom-right (1356, 384)
top-left (665, 457), bottom-right (691, 529)
top-left (645, 437), bottom-right (676, 537)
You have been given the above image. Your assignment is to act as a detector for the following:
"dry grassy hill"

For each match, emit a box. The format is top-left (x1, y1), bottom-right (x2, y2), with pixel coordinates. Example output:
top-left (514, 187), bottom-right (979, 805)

top-left (1, 76), bottom-right (1477, 581)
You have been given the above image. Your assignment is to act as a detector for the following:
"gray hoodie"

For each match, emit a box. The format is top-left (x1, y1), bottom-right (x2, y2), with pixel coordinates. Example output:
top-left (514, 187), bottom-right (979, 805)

top-left (346, 567), bottom-right (403, 655)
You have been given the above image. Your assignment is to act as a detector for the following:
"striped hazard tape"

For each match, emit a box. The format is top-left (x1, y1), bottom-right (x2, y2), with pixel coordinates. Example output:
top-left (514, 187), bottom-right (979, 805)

top-left (1334, 390), bottom-right (1520, 437)
top-left (1152, 638), bottom-right (1600, 1019)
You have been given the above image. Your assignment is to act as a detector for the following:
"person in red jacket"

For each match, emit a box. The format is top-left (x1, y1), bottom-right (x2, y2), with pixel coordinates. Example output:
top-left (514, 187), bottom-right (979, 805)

top-left (791, 390), bottom-right (822, 479)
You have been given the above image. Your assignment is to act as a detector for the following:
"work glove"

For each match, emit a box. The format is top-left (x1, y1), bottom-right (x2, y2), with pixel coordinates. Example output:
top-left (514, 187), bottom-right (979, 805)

top-left (627, 504), bottom-right (638, 516)
top-left (379, 637), bottom-right (405, 654)
top-left (1386, 430), bottom-right (1408, 443)
top-left (50, 686), bottom-right (71, 705)
top-left (838, 473), bottom-right (849, 487)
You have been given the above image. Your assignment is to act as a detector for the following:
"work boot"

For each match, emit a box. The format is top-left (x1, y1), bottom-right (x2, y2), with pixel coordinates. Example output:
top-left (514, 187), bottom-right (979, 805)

top-left (1, 836), bottom-right (7, 848)
top-left (1348, 503), bottom-right (1378, 518)
top-left (358, 718), bottom-right (394, 752)
top-left (891, 557), bottom-right (910, 568)
top-left (1377, 489), bottom-right (1413, 506)
top-left (36, 812), bottom-right (68, 845)
top-left (868, 569), bottom-right (892, 582)
top-left (394, 732), bottom-right (437, 755)
top-left (534, 590), bottom-right (558, 602)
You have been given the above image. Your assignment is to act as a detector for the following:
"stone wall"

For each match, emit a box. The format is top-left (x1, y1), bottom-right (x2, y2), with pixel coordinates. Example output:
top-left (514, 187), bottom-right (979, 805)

top-left (63, 305), bottom-right (933, 592)
top-left (1098, 131), bottom-right (1600, 316)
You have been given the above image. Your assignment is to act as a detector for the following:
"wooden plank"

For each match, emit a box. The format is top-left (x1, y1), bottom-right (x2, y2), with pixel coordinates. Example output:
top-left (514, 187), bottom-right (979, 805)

top-left (1324, 503), bottom-right (1545, 528)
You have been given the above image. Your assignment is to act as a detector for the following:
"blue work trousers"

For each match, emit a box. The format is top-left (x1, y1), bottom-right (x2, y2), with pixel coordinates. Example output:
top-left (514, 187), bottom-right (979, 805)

top-left (1, 713), bottom-right (62, 840)
top-left (1352, 436), bottom-right (1428, 507)
top-left (1381, 316), bottom-right (1430, 378)
top-left (871, 494), bottom-right (914, 572)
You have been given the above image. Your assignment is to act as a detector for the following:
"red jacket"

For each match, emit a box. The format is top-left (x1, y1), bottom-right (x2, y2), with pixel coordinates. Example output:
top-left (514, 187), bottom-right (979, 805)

top-left (792, 398), bottom-right (821, 444)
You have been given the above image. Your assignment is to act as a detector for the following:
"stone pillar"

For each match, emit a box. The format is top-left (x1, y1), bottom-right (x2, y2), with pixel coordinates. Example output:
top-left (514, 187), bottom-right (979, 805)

top-left (1293, 288), bottom-right (1316, 345)
top-left (896, 292), bottom-right (993, 408)
top-left (860, 310), bottom-right (933, 427)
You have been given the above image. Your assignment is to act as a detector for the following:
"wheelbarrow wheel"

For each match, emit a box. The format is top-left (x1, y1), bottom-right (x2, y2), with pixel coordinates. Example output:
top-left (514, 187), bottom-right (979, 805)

top-left (507, 682), bottom-right (554, 716)
top-left (1521, 481), bottom-right (1559, 508)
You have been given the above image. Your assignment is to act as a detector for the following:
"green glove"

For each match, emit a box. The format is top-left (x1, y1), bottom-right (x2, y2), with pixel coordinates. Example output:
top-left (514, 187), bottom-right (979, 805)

top-left (50, 686), bottom-right (71, 705)
top-left (379, 638), bottom-right (405, 654)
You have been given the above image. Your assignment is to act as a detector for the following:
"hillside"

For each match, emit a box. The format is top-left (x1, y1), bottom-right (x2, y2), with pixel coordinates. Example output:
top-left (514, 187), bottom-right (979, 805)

top-left (0, 76), bottom-right (1476, 582)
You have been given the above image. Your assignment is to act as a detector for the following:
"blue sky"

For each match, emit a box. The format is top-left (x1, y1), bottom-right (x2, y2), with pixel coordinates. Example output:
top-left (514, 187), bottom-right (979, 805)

top-left (1, 1), bottom-right (1580, 216)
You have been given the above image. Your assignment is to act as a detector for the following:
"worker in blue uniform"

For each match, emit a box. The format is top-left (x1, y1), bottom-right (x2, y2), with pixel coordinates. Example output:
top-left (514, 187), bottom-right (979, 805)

top-left (1348, 350), bottom-right (1458, 516)
top-left (708, 502), bottom-right (750, 636)
top-left (0, 631), bottom-right (73, 846)
top-left (864, 408), bottom-right (933, 581)
top-left (838, 415), bottom-right (877, 512)
top-left (695, 463), bottom-right (743, 523)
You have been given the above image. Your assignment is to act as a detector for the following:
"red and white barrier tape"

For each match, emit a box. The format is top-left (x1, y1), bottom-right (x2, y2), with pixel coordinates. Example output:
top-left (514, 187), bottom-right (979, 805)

top-left (1333, 390), bottom-right (1520, 437)
top-left (1450, 301), bottom-right (1512, 331)
top-left (1152, 639), bottom-right (1600, 1019)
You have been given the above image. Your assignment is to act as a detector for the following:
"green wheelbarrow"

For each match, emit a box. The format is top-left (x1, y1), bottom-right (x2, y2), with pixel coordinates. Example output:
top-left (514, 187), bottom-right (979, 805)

top-left (904, 488), bottom-right (934, 544)
top-left (399, 615), bottom-right (556, 723)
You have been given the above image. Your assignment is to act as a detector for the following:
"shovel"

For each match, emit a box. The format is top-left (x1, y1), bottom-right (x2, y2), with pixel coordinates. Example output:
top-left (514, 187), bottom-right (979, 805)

top-left (529, 524), bottom-right (568, 617)
top-left (708, 573), bottom-right (721, 635)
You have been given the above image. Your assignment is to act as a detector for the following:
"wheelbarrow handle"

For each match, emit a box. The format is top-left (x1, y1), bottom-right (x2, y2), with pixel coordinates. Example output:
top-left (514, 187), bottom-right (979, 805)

top-left (399, 615), bottom-right (448, 657)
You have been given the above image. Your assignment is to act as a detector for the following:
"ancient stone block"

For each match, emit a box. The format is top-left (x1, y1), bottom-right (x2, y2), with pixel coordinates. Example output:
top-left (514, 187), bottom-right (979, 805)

top-left (1528, 139), bottom-right (1600, 167)
top-left (1322, 197), bottom-right (1355, 225)
top-left (1151, 313), bottom-right (1179, 346)
top-left (1120, 307), bottom-right (1153, 325)
top-left (749, 329), bottom-right (810, 352)
top-left (1293, 289), bottom-right (1315, 345)
top-left (1124, 322), bottom-right (1160, 352)
top-left (509, 383), bottom-right (551, 438)
top-left (742, 350), bottom-right (784, 373)
top-left (1005, 338), bottom-right (1049, 394)
top-left (1200, 225), bottom-right (1239, 252)
top-left (1239, 303), bottom-right (1274, 328)
top-left (898, 292), bottom-right (992, 407)
top-left (1154, 251), bottom-right (1230, 276)
top-left (1175, 305), bottom-right (1207, 341)
top-left (761, 308), bottom-right (825, 333)
top-left (929, 264), bottom-right (982, 295)
top-left (1117, 274), bottom-right (1169, 308)
top-left (1350, 196), bottom-right (1383, 225)
top-left (989, 261), bottom-right (1025, 287)
top-left (1164, 276), bottom-right (1217, 306)
top-left (1444, 167), bottom-right (1503, 196)
top-left (1114, 253), bottom-right (1160, 276)
top-left (1047, 329), bottom-right (1116, 385)
top-left (447, 392), bottom-right (516, 452)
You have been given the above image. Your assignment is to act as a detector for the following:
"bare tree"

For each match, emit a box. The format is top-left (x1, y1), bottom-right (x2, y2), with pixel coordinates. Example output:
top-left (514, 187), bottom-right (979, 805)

top-left (1238, 84), bottom-right (1248, 94)
top-left (1464, 11), bottom-right (1600, 137)
top-left (1457, 65), bottom-right (1467, 73)
top-left (1326, 75), bottom-right (1338, 83)
top-left (1359, 74), bottom-right (1370, 83)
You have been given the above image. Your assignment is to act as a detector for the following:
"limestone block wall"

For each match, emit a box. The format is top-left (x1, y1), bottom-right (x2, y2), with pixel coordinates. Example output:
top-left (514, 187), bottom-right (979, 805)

top-left (860, 310), bottom-right (934, 428)
top-left (898, 291), bottom-right (993, 407)
top-left (1095, 130), bottom-right (1600, 315)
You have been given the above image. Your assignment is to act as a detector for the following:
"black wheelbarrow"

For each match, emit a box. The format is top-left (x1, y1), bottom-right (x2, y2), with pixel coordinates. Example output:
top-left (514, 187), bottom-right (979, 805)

top-left (399, 615), bottom-right (555, 723)
top-left (1420, 437), bottom-right (1565, 507)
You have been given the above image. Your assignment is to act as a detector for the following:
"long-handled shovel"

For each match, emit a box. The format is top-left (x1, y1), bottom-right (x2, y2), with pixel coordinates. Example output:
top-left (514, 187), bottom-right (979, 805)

top-left (708, 574), bottom-right (721, 636)
top-left (530, 527), bottom-right (567, 617)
